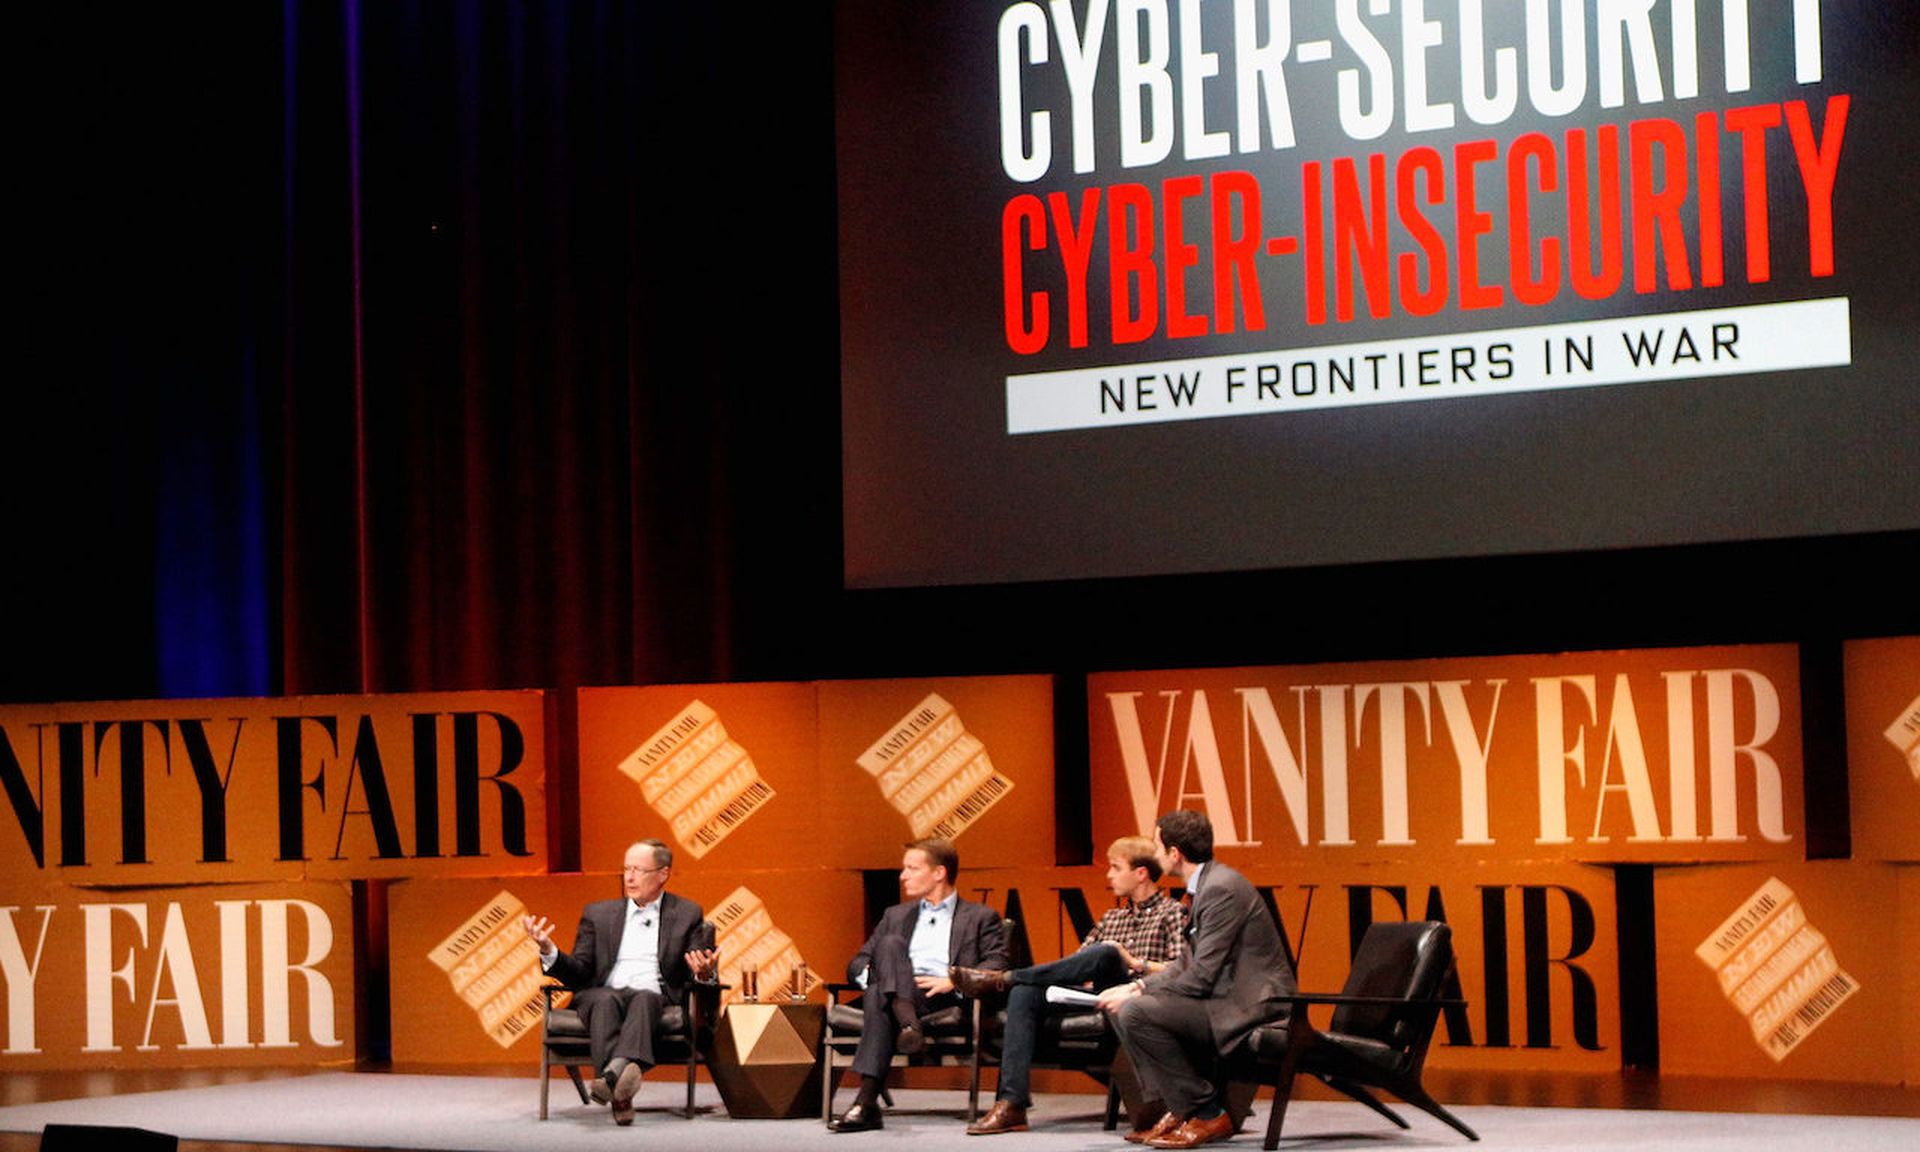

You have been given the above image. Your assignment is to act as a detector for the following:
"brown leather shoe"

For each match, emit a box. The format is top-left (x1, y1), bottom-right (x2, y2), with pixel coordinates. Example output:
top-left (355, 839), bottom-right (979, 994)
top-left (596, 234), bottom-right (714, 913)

top-left (950, 966), bottom-right (1013, 997)
top-left (610, 1062), bottom-right (642, 1125)
top-left (1126, 1111), bottom-right (1181, 1144)
top-left (966, 1100), bottom-right (1030, 1135)
top-left (1148, 1112), bottom-right (1233, 1148)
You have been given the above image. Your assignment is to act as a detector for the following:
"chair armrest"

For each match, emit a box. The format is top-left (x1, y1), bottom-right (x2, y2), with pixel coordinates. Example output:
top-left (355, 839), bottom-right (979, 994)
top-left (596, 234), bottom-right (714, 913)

top-left (1283, 992), bottom-right (1466, 1008)
top-left (1267, 990), bottom-right (1463, 1055)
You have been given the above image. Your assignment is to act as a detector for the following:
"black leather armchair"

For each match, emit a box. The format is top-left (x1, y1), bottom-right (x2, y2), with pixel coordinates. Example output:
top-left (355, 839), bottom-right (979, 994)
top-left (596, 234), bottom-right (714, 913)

top-left (820, 979), bottom-right (988, 1121)
top-left (1244, 920), bottom-right (1478, 1147)
top-left (536, 929), bottom-right (723, 1121)
top-left (979, 994), bottom-right (1125, 1127)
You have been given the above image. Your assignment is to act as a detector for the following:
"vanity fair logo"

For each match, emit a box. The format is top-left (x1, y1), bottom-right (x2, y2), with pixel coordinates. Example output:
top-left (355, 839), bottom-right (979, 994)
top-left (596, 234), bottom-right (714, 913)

top-left (1, 890), bottom-right (348, 1060)
top-left (0, 692), bottom-right (544, 884)
top-left (1096, 648), bottom-right (1798, 858)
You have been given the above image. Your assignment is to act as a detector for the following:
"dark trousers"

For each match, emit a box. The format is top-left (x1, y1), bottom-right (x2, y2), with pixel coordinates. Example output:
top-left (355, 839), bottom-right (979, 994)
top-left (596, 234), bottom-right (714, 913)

top-left (573, 985), bottom-right (666, 1074)
top-left (995, 943), bottom-right (1132, 1106)
top-left (851, 936), bottom-right (961, 1079)
top-left (1112, 992), bottom-right (1221, 1118)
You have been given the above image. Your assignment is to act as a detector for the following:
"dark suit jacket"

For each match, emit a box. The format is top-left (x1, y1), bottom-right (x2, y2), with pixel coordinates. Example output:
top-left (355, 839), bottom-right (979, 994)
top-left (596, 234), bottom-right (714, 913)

top-left (846, 895), bottom-right (1010, 983)
top-left (548, 890), bottom-right (715, 1005)
top-left (1142, 862), bottom-right (1294, 1053)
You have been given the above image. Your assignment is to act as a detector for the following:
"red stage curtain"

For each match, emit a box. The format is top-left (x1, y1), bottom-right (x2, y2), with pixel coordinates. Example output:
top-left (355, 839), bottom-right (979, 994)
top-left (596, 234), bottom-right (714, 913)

top-left (275, 1), bottom-right (838, 699)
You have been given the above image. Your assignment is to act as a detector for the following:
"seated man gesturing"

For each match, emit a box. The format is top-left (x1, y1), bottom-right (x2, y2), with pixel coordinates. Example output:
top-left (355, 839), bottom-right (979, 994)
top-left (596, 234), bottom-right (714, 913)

top-left (522, 839), bottom-right (718, 1125)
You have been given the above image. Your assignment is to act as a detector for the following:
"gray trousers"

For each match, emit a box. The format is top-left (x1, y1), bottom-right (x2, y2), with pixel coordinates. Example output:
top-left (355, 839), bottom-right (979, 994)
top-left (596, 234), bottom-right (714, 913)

top-left (1112, 993), bottom-right (1222, 1118)
top-left (572, 985), bottom-right (666, 1074)
top-left (850, 935), bottom-right (962, 1079)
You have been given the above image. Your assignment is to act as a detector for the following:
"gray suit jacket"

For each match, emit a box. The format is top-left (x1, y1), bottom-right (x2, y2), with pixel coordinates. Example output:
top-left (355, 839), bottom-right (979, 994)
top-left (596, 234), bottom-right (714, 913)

top-left (548, 890), bottom-right (714, 1006)
top-left (1142, 862), bottom-right (1294, 1053)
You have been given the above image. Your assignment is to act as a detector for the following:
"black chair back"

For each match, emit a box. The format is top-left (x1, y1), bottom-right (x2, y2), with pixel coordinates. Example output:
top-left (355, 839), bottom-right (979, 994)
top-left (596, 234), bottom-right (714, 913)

top-left (1329, 921), bottom-right (1451, 1049)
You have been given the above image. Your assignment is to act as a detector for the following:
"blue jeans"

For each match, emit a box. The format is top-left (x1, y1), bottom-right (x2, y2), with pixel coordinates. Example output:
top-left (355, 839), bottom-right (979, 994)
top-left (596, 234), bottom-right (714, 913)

top-left (995, 943), bottom-right (1132, 1106)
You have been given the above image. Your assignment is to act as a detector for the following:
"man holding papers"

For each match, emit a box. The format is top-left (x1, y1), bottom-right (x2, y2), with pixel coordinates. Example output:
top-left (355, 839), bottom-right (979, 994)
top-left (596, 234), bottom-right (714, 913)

top-left (1094, 811), bottom-right (1294, 1149)
top-left (949, 835), bottom-right (1186, 1134)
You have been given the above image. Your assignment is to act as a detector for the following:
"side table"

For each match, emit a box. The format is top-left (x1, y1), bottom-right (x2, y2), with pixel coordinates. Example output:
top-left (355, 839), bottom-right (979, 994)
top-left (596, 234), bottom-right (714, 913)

top-left (709, 1000), bottom-right (826, 1119)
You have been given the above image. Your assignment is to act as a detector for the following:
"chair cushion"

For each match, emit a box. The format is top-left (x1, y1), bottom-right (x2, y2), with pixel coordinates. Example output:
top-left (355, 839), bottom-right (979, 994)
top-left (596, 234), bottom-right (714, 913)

top-left (1306, 1030), bottom-right (1411, 1081)
top-left (827, 1001), bottom-right (970, 1037)
top-left (546, 1005), bottom-right (690, 1039)
top-left (1052, 1009), bottom-right (1110, 1044)
top-left (1246, 1022), bottom-right (1292, 1061)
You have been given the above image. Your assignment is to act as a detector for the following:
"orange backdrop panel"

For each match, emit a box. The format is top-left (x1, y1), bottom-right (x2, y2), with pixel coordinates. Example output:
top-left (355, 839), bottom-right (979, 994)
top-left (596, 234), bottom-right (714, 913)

top-left (1904, 867), bottom-right (1920, 1087)
top-left (576, 683), bottom-right (820, 871)
top-left (1090, 646), bottom-right (1803, 866)
top-left (387, 869), bottom-right (865, 1064)
top-left (818, 675), bottom-right (1056, 870)
top-left (1844, 635), bottom-right (1920, 862)
top-left (955, 859), bottom-right (1619, 1075)
top-left (0, 691), bottom-right (547, 885)
top-left (0, 877), bottom-right (356, 1070)
top-left (1654, 861), bottom-right (1904, 1082)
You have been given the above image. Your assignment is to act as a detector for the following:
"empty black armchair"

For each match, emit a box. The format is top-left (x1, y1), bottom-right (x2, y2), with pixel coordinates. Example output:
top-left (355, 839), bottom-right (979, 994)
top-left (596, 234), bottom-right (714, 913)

top-left (1247, 919), bottom-right (1477, 1148)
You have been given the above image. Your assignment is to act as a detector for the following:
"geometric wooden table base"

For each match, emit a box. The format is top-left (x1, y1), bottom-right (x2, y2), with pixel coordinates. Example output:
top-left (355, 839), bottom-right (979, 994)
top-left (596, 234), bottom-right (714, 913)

top-left (709, 1002), bottom-right (826, 1119)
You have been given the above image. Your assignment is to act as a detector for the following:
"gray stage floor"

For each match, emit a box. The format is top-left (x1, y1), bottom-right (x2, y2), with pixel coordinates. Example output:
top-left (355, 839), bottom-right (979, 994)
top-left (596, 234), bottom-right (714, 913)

top-left (2, 1073), bottom-right (1918, 1152)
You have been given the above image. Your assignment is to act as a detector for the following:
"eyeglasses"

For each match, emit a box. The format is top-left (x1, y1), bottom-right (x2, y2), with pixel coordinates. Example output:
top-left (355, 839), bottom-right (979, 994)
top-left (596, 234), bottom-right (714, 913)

top-left (623, 865), bottom-right (668, 875)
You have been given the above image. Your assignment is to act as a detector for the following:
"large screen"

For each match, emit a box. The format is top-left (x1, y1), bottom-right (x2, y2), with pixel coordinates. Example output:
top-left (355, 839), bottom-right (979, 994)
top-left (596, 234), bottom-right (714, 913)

top-left (838, 0), bottom-right (1919, 588)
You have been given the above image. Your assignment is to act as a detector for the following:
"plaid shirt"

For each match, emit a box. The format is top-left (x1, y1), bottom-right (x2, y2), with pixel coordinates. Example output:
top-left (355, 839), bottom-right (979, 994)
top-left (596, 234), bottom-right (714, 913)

top-left (1084, 890), bottom-right (1186, 965)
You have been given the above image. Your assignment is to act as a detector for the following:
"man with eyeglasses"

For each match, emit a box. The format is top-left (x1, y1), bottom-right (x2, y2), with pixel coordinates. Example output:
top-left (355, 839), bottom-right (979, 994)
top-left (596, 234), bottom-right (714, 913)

top-left (523, 839), bottom-right (718, 1125)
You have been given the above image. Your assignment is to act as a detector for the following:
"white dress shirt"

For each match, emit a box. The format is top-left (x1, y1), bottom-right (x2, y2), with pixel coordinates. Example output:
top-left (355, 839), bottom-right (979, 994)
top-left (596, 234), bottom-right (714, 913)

top-left (908, 895), bottom-right (957, 977)
top-left (606, 898), bottom-right (664, 992)
top-left (543, 899), bottom-right (665, 991)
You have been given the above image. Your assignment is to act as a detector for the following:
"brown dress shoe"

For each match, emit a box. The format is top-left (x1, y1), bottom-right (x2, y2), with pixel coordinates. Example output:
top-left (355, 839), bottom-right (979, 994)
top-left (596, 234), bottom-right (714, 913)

top-left (610, 1062), bottom-right (643, 1125)
top-left (950, 966), bottom-right (1013, 997)
top-left (1148, 1112), bottom-right (1233, 1148)
top-left (967, 1100), bottom-right (1030, 1135)
top-left (1126, 1111), bottom-right (1181, 1144)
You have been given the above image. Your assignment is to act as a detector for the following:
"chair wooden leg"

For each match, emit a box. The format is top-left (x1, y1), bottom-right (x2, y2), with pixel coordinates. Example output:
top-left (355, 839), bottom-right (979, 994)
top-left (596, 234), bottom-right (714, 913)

top-left (1104, 1079), bottom-right (1122, 1130)
top-left (686, 1050), bottom-right (699, 1118)
top-left (1263, 1052), bottom-right (1303, 1151)
top-left (822, 1043), bottom-right (837, 1124)
top-left (968, 999), bottom-right (983, 1122)
top-left (1323, 1076), bottom-right (1408, 1129)
top-left (1396, 1083), bottom-right (1479, 1141)
top-left (566, 1065), bottom-right (590, 1105)
top-left (539, 1064), bottom-right (551, 1121)
top-left (1262, 1074), bottom-right (1298, 1151)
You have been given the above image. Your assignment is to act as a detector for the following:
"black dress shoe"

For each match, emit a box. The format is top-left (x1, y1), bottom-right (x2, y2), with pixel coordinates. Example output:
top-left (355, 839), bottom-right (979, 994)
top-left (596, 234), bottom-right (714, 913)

top-left (831, 1102), bottom-right (885, 1132)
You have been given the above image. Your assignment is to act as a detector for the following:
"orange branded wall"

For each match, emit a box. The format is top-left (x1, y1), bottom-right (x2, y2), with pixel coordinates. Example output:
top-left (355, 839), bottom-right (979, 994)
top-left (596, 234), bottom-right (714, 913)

top-left (3, 647), bottom-right (1916, 1084)
top-left (0, 691), bottom-right (544, 1070)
